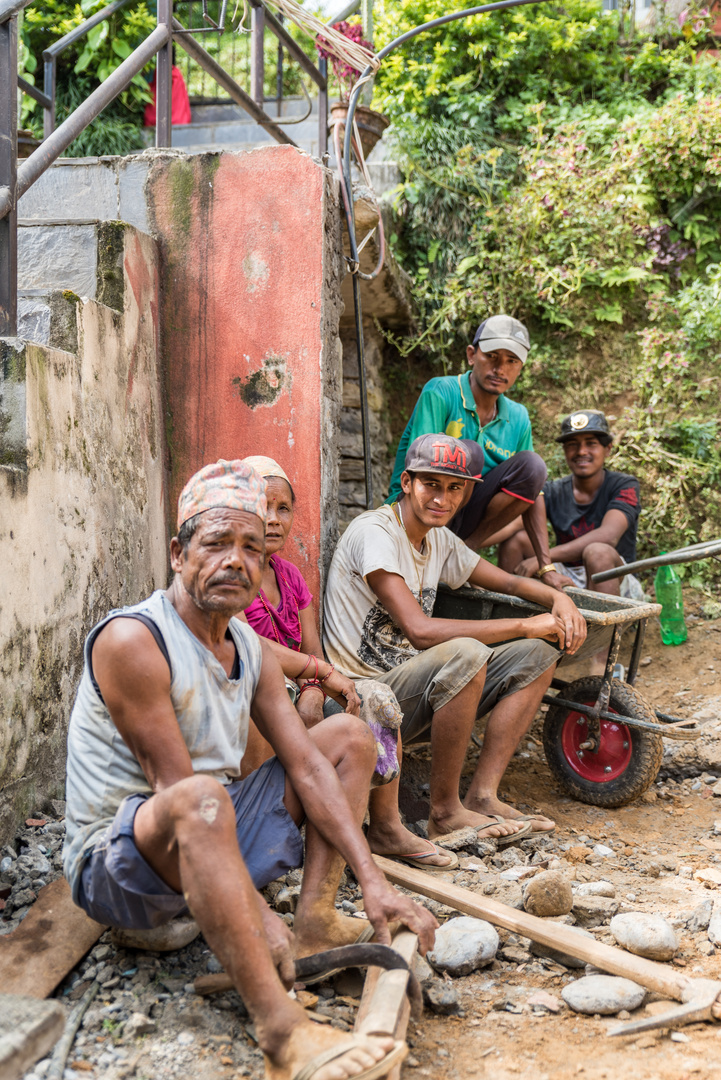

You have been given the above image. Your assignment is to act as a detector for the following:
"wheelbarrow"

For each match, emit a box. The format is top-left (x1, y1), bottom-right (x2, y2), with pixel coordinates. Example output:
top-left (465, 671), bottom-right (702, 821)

top-left (432, 582), bottom-right (705, 808)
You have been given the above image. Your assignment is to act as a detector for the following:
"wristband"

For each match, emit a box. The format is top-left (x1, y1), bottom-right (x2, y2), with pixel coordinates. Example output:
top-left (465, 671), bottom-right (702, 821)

top-left (537, 564), bottom-right (557, 578)
top-left (298, 680), bottom-right (326, 700)
top-left (319, 663), bottom-right (335, 684)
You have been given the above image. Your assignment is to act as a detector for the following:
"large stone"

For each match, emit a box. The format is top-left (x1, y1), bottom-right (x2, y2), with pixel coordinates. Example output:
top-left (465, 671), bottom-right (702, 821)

top-left (561, 975), bottom-right (646, 1015)
top-left (523, 872), bottom-right (573, 918)
top-left (427, 916), bottom-right (499, 976)
top-left (610, 913), bottom-right (678, 961)
top-left (111, 916), bottom-right (200, 952)
top-left (572, 894), bottom-right (619, 928)
top-left (0, 994), bottom-right (65, 1080)
top-left (530, 925), bottom-right (596, 968)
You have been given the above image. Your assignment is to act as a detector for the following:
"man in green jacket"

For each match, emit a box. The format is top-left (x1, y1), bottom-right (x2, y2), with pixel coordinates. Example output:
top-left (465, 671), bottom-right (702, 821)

top-left (387, 315), bottom-right (569, 592)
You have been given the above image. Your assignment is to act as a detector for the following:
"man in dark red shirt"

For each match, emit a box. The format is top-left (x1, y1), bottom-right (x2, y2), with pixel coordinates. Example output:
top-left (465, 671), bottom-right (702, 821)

top-left (499, 410), bottom-right (642, 600)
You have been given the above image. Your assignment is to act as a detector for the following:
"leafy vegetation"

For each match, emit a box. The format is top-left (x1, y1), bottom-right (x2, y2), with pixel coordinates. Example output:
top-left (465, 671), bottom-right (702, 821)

top-left (371, 0), bottom-right (721, 579)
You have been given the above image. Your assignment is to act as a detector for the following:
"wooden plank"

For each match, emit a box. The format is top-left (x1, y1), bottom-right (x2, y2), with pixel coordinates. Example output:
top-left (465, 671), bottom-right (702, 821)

top-left (0, 995), bottom-right (65, 1080)
top-left (0, 879), bottom-right (106, 999)
top-left (354, 930), bottom-right (417, 1080)
top-left (375, 856), bottom-right (692, 1003)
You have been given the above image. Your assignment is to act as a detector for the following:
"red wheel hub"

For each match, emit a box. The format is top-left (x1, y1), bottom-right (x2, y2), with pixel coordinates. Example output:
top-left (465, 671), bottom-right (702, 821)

top-left (561, 702), bottom-right (632, 782)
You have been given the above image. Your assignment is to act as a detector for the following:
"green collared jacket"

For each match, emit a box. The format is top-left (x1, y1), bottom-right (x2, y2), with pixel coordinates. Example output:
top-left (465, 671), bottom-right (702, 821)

top-left (387, 370), bottom-right (533, 502)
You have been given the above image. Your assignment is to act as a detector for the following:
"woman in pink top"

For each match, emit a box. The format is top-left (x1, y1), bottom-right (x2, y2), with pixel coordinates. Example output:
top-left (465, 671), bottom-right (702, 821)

top-left (241, 457), bottom-right (402, 790)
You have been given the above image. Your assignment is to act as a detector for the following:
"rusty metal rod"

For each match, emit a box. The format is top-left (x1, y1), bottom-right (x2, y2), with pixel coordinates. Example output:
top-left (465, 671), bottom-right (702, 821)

top-left (17, 75), bottom-right (51, 109)
top-left (262, 4), bottom-right (327, 89)
top-left (171, 18), bottom-right (297, 146)
top-left (0, 24), bottom-right (171, 221)
top-left (592, 539), bottom-right (721, 583)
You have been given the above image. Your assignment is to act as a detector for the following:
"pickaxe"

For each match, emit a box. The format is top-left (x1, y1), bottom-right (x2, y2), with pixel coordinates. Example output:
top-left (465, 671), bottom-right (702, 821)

top-left (374, 856), bottom-right (721, 1036)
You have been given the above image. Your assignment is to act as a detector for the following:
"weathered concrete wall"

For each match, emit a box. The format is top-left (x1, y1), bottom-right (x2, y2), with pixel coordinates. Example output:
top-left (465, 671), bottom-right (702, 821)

top-left (0, 224), bottom-right (168, 839)
top-left (146, 147), bottom-right (343, 602)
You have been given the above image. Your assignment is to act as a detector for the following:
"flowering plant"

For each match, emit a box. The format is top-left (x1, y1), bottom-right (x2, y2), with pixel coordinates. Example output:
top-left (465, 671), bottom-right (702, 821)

top-left (316, 20), bottom-right (373, 101)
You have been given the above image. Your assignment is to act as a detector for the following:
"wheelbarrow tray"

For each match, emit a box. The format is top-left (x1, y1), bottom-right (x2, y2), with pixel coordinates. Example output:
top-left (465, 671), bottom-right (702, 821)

top-left (433, 582), bottom-right (661, 626)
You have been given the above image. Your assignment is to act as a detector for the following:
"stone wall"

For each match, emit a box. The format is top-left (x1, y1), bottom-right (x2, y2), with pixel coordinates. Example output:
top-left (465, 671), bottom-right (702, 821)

top-left (0, 224), bottom-right (168, 839)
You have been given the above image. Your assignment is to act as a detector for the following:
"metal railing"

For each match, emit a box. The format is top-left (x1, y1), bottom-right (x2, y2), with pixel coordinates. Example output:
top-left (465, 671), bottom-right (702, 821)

top-left (1, 0), bottom-right (341, 336)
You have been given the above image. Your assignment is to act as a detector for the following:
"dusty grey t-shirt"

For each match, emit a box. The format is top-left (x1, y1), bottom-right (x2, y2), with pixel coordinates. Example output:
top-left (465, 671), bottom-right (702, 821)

top-left (323, 503), bottom-right (480, 679)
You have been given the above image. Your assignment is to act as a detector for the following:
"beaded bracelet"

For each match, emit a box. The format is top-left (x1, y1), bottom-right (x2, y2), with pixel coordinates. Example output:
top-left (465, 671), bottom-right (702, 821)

top-left (298, 654), bottom-right (319, 680)
top-left (319, 662), bottom-right (335, 684)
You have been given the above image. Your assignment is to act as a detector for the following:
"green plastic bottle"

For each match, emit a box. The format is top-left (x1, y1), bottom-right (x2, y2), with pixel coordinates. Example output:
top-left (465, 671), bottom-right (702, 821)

top-left (654, 561), bottom-right (688, 645)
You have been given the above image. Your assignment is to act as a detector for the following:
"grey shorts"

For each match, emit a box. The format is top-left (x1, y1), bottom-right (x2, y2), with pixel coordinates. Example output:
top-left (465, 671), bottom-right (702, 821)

top-left (368, 637), bottom-right (558, 746)
top-left (77, 756), bottom-right (303, 930)
top-left (552, 561), bottom-right (644, 601)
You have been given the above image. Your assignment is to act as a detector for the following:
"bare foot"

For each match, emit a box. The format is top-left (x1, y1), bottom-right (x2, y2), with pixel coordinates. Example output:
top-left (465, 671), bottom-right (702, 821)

top-left (366, 821), bottom-right (456, 869)
top-left (427, 806), bottom-right (523, 841)
top-left (463, 794), bottom-right (555, 833)
top-left (294, 910), bottom-right (370, 960)
top-left (265, 1018), bottom-right (403, 1080)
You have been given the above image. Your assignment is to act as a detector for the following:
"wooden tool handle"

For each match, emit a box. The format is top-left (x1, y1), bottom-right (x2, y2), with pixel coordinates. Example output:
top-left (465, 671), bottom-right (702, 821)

top-left (194, 972), bottom-right (234, 996)
top-left (374, 855), bottom-right (690, 1003)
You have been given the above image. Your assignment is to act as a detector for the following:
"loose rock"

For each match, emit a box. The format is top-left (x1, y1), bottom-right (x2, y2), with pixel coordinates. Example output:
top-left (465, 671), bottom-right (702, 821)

top-left (427, 916), bottom-right (498, 976)
top-left (610, 913), bottom-right (677, 961)
top-left (124, 1013), bottom-right (157, 1039)
top-left (561, 975), bottom-right (646, 1015)
top-left (574, 881), bottom-right (616, 899)
top-left (687, 899), bottom-right (713, 933)
top-left (422, 979), bottom-right (463, 1015)
top-left (708, 899), bottom-right (721, 945)
top-left (530, 925), bottom-right (596, 968)
top-left (571, 894), bottom-right (619, 928)
top-left (695, 867), bottom-right (721, 886)
top-left (522, 871), bottom-right (573, 918)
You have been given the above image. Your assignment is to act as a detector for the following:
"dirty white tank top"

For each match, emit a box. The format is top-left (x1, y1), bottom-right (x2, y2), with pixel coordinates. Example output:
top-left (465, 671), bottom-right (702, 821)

top-left (63, 590), bottom-right (262, 901)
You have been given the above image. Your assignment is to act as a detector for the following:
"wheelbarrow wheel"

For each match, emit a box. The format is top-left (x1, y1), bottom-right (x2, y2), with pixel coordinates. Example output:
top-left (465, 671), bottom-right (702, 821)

top-left (543, 676), bottom-right (663, 808)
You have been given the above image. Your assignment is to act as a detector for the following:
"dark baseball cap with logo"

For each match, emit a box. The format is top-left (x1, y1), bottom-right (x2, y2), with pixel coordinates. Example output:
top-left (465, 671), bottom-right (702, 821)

top-left (556, 410), bottom-right (613, 445)
top-left (472, 314), bottom-right (530, 364)
top-left (404, 434), bottom-right (483, 482)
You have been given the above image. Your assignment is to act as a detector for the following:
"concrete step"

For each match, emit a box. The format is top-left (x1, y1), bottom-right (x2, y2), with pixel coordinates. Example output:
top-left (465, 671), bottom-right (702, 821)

top-left (190, 95), bottom-right (318, 123)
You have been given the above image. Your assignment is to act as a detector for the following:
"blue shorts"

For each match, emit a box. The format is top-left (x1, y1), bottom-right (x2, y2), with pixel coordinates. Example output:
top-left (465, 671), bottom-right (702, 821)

top-left (77, 757), bottom-right (304, 930)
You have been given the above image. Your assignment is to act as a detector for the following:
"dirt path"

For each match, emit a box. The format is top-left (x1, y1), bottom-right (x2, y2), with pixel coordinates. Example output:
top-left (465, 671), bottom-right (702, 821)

top-left (9, 604), bottom-right (721, 1080)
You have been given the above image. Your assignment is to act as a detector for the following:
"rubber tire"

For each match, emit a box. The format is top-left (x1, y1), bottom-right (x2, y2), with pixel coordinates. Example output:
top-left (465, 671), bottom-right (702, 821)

top-left (543, 676), bottom-right (663, 808)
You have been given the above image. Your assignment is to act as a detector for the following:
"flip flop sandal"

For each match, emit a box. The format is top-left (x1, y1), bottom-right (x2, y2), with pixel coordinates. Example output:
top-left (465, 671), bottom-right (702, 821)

top-left (474, 815), bottom-right (533, 848)
top-left (299, 922), bottom-right (375, 985)
top-left (292, 1036), bottom-right (408, 1080)
top-left (383, 844), bottom-right (459, 873)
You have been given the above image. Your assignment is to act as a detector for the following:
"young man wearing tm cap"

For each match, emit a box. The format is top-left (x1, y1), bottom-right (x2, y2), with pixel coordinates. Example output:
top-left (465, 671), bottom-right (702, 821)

top-left (324, 434), bottom-right (587, 871)
top-left (63, 459), bottom-right (436, 1080)
top-left (386, 315), bottom-right (570, 592)
top-left (499, 410), bottom-right (642, 601)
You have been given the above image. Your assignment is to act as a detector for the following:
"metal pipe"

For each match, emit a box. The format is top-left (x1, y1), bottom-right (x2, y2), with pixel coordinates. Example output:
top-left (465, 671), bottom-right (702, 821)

top-left (318, 55), bottom-right (328, 157)
top-left (329, 0), bottom-right (361, 24)
top-left (1, 25), bottom-right (171, 217)
top-left (0, 0), bottom-right (30, 23)
top-left (0, 12), bottom-right (17, 335)
top-left (42, 0), bottom-right (133, 57)
top-left (156, 0), bottom-right (173, 147)
top-left (262, 5), bottom-right (327, 89)
top-left (251, 1), bottom-right (265, 106)
top-left (172, 18), bottom-right (297, 145)
top-left (276, 11), bottom-right (283, 117)
top-left (592, 540), bottom-right (721, 584)
top-left (43, 55), bottom-right (55, 137)
top-left (352, 272), bottom-right (373, 508)
top-left (17, 75), bottom-right (51, 109)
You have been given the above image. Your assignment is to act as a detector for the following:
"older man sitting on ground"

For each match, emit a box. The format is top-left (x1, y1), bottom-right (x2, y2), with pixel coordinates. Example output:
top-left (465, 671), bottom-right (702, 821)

top-left (63, 458), bottom-right (435, 1080)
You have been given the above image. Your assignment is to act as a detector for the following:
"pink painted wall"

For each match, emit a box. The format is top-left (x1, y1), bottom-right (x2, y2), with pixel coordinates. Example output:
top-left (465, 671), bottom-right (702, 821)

top-left (148, 147), bottom-right (341, 604)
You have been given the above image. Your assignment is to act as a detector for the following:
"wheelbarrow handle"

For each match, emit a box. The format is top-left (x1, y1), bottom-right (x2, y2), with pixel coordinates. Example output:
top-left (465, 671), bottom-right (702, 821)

top-left (592, 540), bottom-right (721, 584)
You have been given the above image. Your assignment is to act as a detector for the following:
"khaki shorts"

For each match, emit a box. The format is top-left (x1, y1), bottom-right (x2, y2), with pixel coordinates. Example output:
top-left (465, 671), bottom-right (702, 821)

top-left (363, 637), bottom-right (558, 746)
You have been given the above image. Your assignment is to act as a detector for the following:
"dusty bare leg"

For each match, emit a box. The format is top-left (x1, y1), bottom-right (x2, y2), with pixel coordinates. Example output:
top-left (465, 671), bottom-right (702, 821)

top-left (133, 775), bottom-right (394, 1080)
top-left (585, 542), bottom-right (623, 675)
top-left (498, 527), bottom-right (533, 573)
top-left (290, 714), bottom-right (380, 957)
top-left (463, 665), bottom-right (557, 831)
top-left (419, 667), bottom-right (524, 840)
top-left (366, 747), bottom-right (456, 869)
